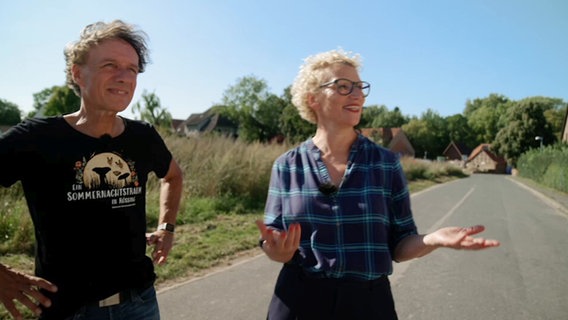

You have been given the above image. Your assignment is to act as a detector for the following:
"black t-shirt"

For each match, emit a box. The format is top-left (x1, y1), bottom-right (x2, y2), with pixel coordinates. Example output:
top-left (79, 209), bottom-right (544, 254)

top-left (0, 116), bottom-right (173, 318)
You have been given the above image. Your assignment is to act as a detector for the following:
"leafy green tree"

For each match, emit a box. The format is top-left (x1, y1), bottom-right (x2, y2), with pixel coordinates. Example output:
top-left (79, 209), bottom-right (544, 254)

top-left (422, 109), bottom-right (449, 157)
top-left (237, 93), bottom-right (286, 142)
top-left (0, 98), bottom-right (22, 125)
top-left (403, 109), bottom-right (448, 159)
top-left (359, 105), bottom-right (387, 128)
top-left (221, 75), bottom-right (269, 122)
top-left (463, 93), bottom-right (509, 118)
top-left (280, 104), bottom-right (316, 143)
top-left (464, 94), bottom-right (511, 145)
top-left (493, 98), bottom-right (556, 165)
top-left (359, 105), bottom-right (409, 129)
top-left (279, 87), bottom-right (315, 143)
top-left (43, 86), bottom-right (80, 116)
top-left (403, 117), bottom-right (430, 159)
top-left (30, 86), bottom-right (56, 117)
top-left (535, 97), bottom-right (567, 141)
top-left (29, 85), bottom-right (80, 117)
top-left (467, 105), bottom-right (504, 145)
top-left (445, 114), bottom-right (476, 149)
top-left (133, 90), bottom-right (172, 129)
top-left (219, 75), bottom-right (285, 142)
top-left (377, 106), bottom-right (409, 128)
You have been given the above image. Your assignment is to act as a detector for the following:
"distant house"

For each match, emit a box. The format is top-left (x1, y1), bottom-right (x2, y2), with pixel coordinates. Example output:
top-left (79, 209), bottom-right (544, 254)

top-left (442, 141), bottom-right (472, 164)
top-left (177, 108), bottom-right (238, 138)
top-left (359, 127), bottom-right (415, 157)
top-left (466, 143), bottom-right (507, 173)
top-left (170, 118), bottom-right (185, 133)
top-left (562, 106), bottom-right (568, 143)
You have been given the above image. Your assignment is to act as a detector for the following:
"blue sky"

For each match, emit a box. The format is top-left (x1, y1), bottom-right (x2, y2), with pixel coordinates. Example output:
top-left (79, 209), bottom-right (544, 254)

top-left (1, 0), bottom-right (567, 120)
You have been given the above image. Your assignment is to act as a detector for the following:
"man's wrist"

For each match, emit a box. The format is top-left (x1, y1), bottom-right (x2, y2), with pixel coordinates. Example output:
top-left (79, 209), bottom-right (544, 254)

top-left (158, 222), bottom-right (175, 233)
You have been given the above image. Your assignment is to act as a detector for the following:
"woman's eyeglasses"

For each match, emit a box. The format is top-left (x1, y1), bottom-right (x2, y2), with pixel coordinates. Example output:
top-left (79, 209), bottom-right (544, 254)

top-left (319, 78), bottom-right (371, 97)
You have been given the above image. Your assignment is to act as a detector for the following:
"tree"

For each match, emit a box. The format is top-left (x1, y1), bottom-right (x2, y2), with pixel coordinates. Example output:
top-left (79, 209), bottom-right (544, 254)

top-left (359, 105), bottom-right (409, 129)
top-left (402, 117), bottom-right (430, 159)
top-left (219, 75), bottom-right (285, 142)
top-left (359, 105), bottom-right (388, 128)
top-left (403, 109), bottom-right (448, 159)
top-left (463, 93), bottom-right (509, 118)
top-left (445, 114), bottom-right (476, 149)
top-left (133, 90), bottom-right (172, 129)
top-left (421, 109), bottom-right (449, 157)
top-left (467, 105), bottom-right (505, 145)
top-left (535, 97), bottom-right (567, 141)
top-left (0, 98), bottom-right (22, 125)
top-left (254, 94), bottom-right (287, 141)
top-left (29, 85), bottom-right (80, 117)
top-left (493, 98), bottom-right (556, 165)
top-left (43, 86), bottom-right (80, 116)
top-left (378, 107), bottom-right (409, 128)
top-left (464, 94), bottom-right (511, 145)
top-left (279, 87), bottom-right (315, 143)
top-left (30, 86), bottom-right (56, 117)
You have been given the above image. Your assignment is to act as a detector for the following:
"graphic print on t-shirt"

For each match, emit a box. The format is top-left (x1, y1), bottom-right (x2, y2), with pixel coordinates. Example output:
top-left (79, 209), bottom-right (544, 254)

top-left (68, 151), bottom-right (143, 209)
top-left (81, 152), bottom-right (136, 188)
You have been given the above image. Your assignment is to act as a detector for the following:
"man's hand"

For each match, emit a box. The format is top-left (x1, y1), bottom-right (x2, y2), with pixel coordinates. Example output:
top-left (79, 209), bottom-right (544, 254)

top-left (146, 231), bottom-right (174, 265)
top-left (0, 264), bottom-right (57, 320)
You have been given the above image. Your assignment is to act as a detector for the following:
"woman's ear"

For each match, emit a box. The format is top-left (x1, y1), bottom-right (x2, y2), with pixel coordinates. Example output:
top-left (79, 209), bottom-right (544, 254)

top-left (307, 92), bottom-right (319, 110)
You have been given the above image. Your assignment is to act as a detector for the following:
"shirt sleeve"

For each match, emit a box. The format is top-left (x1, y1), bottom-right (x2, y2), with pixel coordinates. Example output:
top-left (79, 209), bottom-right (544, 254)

top-left (142, 122), bottom-right (173, 179)
top-left (0, 120), bottom-right (37, 187)
top-left (263, 159), bottom-right (285, 230)
top-left (388, 158), bottom-right (418, 253)
top-left (148, 129), bottom-right (173, 178)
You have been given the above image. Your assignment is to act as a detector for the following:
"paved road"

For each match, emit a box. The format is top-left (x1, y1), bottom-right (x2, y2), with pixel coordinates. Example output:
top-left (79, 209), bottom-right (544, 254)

top-left (158, 174), bottom-right (568, 320)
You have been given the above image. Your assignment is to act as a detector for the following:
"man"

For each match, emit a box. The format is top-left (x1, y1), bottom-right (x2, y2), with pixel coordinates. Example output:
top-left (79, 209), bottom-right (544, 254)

top-left (0, 20), bottom-right (183, 319)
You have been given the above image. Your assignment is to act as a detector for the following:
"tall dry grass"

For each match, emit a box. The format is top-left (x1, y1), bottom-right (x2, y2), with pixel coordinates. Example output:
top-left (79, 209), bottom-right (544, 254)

top-left (0, 133), bottom-right (470, 319)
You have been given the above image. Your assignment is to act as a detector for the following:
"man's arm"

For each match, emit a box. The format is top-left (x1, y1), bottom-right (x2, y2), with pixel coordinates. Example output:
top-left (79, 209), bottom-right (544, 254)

top-left (148, 159), bottom-right (183, 265)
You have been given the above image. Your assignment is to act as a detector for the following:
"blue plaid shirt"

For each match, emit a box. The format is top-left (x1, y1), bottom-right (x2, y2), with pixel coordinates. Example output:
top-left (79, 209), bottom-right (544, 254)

top-left (264, 134), bottom-right (417, 280)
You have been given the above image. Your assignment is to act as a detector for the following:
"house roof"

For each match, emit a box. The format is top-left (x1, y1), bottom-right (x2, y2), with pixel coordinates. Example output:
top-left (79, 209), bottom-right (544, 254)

top-left (180, 108), bottom-right (237, 135)
top-left (443, 141), bottom-right (472, 157)
top-left (359, 127), bottom-right (395, 142)
top-left (171, 118), bottom-right (184, 132)
top-left (467, 143), bottom-right (506, 164)
top-left (359, 127), bottom-right (415, 156)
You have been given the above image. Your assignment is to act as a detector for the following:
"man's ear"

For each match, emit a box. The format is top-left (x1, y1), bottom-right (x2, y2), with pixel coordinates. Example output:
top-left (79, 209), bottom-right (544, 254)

top-left (71, 64), bottom-right (82, 86)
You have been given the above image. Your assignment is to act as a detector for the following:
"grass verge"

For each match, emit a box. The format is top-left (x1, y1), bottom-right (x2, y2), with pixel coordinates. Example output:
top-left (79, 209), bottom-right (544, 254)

top-left (0, 176), bottom-right (456, 319)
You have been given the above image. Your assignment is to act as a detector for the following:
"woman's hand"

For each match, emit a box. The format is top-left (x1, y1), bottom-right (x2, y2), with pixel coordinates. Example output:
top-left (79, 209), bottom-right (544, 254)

top-left (256, 220), bottom-right (302, 263)
top-left (424, 225), bottom-right (500, 250)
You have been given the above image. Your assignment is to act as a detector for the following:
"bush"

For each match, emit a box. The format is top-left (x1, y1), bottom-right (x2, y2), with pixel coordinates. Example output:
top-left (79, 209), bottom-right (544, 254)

top-left (517, 144), bottom-right (568, 193)
top-left (0, 197), bottom-right (34, 255)
top-left (400, 157), bottom-right (468, 182)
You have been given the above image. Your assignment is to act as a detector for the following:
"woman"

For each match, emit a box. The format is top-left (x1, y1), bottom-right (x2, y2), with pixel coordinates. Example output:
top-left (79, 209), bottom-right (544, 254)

top-left (256, 49), bottom-right (499, 319)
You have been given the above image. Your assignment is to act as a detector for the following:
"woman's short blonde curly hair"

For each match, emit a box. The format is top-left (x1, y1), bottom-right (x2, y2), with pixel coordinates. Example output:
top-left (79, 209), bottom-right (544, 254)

top-left (290, 48), bottom-right (362, 124)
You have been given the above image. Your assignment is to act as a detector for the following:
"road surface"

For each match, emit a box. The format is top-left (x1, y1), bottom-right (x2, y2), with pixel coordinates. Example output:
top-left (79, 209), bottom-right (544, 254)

top-left (158, 174), bottom-right (568, 319)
